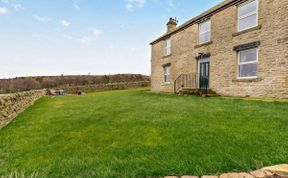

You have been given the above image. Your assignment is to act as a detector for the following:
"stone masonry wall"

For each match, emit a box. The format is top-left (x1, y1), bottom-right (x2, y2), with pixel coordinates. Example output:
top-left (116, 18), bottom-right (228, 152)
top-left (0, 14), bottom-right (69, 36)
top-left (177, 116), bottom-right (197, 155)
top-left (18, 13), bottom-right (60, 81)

top-left (151, 0), bottom-right (288, 98)
top-left (164, 164), bottom-right (288, 178)
top-left (59, 81), bottom-right (150, 94)
top-left (0, 89), bottom-right (46, 128)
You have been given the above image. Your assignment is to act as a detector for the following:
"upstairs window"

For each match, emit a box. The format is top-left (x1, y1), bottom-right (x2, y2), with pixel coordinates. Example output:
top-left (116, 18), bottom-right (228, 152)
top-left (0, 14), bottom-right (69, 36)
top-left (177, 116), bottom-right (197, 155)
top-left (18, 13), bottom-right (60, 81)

top-left (238, 48), bottom-right (258, 78)
top-left (238, 0), bottom-right (258, 32)
top-left (164, 65), bottom-right (171, 83)
top-left (164, 39), bottom-right (171, 56)
top-left (199, 20), bottom-right (211, 44)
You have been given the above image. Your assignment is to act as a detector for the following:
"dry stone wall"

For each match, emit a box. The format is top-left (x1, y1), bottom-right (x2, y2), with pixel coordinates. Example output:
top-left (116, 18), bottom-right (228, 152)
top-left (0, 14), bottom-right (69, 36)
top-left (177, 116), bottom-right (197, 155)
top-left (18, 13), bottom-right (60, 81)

top-left (60, 81), bottom-right (150, 94)
top-left (164, 164), bottom-right (288, 178)
top-left (0, 89), bottom-right (46, 128)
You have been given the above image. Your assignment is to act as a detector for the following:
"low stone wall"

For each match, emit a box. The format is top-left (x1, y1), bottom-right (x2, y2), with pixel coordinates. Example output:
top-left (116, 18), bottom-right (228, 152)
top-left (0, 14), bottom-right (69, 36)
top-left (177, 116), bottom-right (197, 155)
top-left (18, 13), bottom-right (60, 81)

top-left (165, 164), bottom-right (288, 178)
top-left (61, 81), bottom-right (150, 94)
top-left (0, 89), bottom-right (46, 128)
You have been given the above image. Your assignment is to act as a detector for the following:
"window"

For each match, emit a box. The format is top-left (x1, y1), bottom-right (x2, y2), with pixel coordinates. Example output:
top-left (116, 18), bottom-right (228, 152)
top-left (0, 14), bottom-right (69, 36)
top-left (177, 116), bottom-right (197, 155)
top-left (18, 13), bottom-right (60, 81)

top-left (199, 20), bottom-right (211, 44)
top-left (238, 0), bottom-right (258, 32)
top-left (164, 39), bottom-right (171, 56)
top-left (164, 65), bottom-right (171, 83)
top-left (238, 48), bottom-right (258, 78)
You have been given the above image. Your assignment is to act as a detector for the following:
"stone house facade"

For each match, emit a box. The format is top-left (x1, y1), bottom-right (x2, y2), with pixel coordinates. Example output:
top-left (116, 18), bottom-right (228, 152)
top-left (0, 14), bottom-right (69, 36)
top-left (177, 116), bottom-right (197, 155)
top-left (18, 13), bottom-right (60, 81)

top-left (150, 0), bottom-right (288, 98)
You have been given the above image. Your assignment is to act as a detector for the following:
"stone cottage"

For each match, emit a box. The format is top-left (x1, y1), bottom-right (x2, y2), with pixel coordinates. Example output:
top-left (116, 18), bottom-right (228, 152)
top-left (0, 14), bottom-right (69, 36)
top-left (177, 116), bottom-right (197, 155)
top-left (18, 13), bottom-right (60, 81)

top-left (150, 0), bottom-right (288, 98)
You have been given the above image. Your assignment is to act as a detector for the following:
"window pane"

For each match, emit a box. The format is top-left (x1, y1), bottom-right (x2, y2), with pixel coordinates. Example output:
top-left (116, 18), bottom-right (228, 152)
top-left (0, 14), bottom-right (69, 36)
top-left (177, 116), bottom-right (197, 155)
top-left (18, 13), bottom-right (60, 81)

top-left (239, 48), bottom-right (257, 63)
top-left (164, 39), bottom-right (171, 55)
top-left (167, 47), bottom-right (171, 54)
top-left (165, 75), bottom-right (170, 82)
top-left (239, 63), bottom-right (257, 77)
top-left (166, 39), bottom-right (171, 47)
top-left (164, 66), bottom-right (170, 82)
top-left (199, 32), bottom-right (211, 44)
top-left (239, 0), bottom-right (257, 17)
top-left (200, 20), bottom-right (211, 33)
top-left (165, 66), bottom-right (170, 74)
top-left (165, 47), bottom-right (170, 55)
top-left (239, 13), bottom-right (257, 31)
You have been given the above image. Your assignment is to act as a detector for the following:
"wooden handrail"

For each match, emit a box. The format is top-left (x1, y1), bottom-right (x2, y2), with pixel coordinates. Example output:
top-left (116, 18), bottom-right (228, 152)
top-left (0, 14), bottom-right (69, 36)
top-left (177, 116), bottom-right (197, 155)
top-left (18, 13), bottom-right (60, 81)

top-left (174, 73), bottom-right (198, 94)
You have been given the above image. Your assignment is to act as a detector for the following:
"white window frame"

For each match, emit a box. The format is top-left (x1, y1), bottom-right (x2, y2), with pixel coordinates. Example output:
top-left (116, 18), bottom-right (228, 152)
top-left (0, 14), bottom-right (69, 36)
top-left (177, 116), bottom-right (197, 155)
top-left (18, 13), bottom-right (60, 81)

top-left (164, 65), bottom-right (171, 83)
top-left (238, 0), bottom-right (258, 32)
top-left (164, 39), bottom-right (171, 56)
top-left (199, 20), bottom-right (211, 44)
top-left (237, 48), bottom-right (258, 79)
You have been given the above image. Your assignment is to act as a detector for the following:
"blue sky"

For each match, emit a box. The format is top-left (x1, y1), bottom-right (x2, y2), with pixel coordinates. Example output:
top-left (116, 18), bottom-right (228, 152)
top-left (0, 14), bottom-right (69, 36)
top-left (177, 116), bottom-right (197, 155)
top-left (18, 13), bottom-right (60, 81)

top-left (0, 0), bottom-right (223, 78)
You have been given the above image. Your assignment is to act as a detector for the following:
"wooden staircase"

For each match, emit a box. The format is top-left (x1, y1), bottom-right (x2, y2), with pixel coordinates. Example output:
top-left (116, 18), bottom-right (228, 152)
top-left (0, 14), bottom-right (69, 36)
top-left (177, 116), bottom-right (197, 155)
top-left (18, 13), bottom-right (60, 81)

top-left (177, 88), bottom-right (218, 97)
top-left (174, 73), bottom-right (218, 97)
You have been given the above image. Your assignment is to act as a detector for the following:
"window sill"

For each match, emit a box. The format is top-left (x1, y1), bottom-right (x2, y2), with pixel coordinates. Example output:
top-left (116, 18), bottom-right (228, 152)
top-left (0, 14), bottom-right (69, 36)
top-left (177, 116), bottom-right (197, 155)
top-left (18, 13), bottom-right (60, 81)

top-left (162, 54), bottom-right (172, 59)
top-left (162, 82), bottom-right (171, 86)
top-left (232, 77), bottom-right (263, 83)
top-left (194, 41), bottom-right (213, 48)
top-left (232, 25), bottom-right (262, 37)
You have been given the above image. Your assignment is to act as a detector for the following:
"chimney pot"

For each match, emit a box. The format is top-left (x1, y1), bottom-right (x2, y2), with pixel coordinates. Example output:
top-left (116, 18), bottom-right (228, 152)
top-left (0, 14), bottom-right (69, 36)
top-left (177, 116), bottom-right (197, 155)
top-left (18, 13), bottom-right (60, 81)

top-left (166, 17), bottom-right (177, 33)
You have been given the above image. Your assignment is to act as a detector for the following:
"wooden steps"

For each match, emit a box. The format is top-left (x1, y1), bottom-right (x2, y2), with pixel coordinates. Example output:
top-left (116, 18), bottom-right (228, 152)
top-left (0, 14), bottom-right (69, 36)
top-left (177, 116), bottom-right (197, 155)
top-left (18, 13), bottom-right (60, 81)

top-left (177, 88), bottom-right (219, 97)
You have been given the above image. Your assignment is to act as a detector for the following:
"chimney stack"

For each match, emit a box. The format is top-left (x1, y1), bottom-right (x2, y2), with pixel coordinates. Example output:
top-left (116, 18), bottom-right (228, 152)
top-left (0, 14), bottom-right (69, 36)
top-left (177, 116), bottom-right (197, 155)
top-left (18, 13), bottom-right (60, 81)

top-left (166, 17), bottom-right (177, 33)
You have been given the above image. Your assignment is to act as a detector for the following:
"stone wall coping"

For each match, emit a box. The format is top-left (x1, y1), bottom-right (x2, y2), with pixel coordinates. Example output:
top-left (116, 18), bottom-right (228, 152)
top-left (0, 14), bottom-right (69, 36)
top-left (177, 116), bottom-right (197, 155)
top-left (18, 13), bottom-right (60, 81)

top-left (0, 89), bottom-right (46, 96)
top-left (164, 164), bottom-right (288, 178)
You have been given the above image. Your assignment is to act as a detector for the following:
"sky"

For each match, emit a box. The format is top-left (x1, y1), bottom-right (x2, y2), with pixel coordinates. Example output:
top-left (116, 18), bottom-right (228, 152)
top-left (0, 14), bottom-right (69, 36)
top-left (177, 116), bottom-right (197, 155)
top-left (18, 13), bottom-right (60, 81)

top-left (0, 0), bottom-right (223, 79)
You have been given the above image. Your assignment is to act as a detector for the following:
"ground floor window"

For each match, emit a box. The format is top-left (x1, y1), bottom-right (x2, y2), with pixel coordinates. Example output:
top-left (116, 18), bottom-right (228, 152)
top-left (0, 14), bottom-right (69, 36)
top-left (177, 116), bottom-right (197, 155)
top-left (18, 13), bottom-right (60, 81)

top-left (238, 48), bottom-right (258, 78)
top-left (164, 65), bottom-right (171, 83)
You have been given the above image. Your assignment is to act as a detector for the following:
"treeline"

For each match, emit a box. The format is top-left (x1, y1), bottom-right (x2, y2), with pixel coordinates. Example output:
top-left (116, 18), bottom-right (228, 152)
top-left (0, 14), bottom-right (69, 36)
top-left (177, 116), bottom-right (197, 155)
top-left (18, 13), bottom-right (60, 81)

top-left (0, 74), bottom-right (150, 94)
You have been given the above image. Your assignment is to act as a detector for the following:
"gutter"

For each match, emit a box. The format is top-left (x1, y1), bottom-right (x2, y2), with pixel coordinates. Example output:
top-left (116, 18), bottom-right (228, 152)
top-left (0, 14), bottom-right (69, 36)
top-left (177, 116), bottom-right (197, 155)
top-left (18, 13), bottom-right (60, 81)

top-left (150, 0), bottom-right (243, 45)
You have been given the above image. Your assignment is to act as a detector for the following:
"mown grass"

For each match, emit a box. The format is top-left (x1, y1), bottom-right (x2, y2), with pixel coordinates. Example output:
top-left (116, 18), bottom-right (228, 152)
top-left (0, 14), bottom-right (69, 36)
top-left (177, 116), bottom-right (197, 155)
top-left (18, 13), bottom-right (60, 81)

top-left (0, 88), bottom-right (287, 177)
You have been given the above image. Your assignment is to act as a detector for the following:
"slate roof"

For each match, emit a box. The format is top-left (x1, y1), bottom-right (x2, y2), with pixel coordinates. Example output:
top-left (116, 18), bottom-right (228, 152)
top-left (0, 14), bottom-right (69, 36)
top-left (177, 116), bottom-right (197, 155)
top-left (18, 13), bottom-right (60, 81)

top-left (150, 0), bottom-right (242, 45)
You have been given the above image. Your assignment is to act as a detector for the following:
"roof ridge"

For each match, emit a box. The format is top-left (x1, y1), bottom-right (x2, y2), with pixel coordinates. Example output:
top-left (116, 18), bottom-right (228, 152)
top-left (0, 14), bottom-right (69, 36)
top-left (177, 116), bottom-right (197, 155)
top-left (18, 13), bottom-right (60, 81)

top-left (150, 0), bottom-right (240, 45)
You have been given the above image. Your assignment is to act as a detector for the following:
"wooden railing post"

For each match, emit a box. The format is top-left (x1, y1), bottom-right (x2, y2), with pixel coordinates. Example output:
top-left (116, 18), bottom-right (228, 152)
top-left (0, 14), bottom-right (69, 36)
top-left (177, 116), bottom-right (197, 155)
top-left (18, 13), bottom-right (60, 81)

top-left (173, 72), bottom-right (199, 94)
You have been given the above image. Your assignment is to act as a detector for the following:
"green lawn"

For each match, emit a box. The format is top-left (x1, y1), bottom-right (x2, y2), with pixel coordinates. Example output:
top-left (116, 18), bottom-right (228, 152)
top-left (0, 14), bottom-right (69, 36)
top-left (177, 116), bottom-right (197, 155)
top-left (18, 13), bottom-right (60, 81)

top-left (0, 88), bottom-right (287, 178)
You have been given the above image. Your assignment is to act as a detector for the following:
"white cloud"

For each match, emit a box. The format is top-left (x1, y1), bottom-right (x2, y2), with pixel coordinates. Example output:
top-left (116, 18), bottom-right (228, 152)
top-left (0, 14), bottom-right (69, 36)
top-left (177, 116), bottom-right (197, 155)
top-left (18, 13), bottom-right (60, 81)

top-left (0, 7), bottom-right (7, 14)
top-left (73, 1), bottom-right (80, 10)
top-left (167, 0), bottom-right (176, 9)
top-left (13, 4), bottom-right (24, 11)
top-left (93, 29), bottom-right (102, 37)
top-left (79, 28), bottom-right (103, 45)
top-left (1, 0), bottom-right (9, 4)
top-left (108, 44), bottom-right (116, 50)
top-left (125, 3), bottom-right (133, 11)
top-left (79, 36), bottom-right (93, 44)
top-left (125, 0), bottom-right (145, 11)
top-left (60, 20), bottom-right (71, 27)
top-left (119, 24), bottom-right (128, 30)
top-left (33, 15), bottom-right (52, 22)
top-left (0, 0), bottom-right (25, 13)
